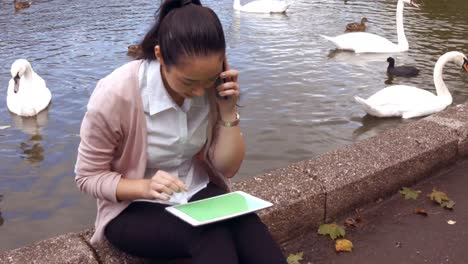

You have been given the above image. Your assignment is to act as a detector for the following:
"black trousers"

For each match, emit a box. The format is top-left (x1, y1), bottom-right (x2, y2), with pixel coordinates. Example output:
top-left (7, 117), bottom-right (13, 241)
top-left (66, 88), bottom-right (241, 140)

top-left (105, 182), bottom-right (287, 264)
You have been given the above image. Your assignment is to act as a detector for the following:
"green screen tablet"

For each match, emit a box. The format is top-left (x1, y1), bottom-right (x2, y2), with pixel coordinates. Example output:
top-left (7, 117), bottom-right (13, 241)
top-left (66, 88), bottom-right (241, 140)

top-left (165, 191), bottom-right (272, 226)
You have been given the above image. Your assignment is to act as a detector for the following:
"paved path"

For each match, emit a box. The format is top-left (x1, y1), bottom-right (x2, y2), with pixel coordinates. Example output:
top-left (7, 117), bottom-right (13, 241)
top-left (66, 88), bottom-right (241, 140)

top-left (284, 158), bottom-right (468, 264)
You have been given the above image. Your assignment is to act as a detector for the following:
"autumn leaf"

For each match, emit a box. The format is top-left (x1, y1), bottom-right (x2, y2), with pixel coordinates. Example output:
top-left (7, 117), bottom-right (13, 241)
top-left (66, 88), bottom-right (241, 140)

top-left (318, 223), bottom-right (346, 240)
top-left (335, 239), bottom-right (353, 252)
top-left (399, 187), bottom-right (421, 200)
top-left (287, 252), bottom-right (303, 264)
top-left (428, 189), bottom-right (455, 209)
top-left (441, 200), bottom-right (455, 209)
top-left (344, 218), bottom-right (358, 228)
top-left (414, 208), bottom-right (428, 216)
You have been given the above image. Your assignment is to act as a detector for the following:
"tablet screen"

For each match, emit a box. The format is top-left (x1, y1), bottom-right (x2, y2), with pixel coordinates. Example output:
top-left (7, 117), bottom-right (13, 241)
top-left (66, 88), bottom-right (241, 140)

top-left (170, 192), bottom-right (271, 223)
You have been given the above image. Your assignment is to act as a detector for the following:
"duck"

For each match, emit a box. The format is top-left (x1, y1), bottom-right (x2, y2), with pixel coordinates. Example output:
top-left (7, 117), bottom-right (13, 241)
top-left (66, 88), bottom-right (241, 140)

top-left (354, 51), bottom-right (468, 119)
top-left (320, 0), bottom-right (419, 53)
top-left (345, 17), bottom-right (368, 32)
top-left (7, 59), bottom-right (52, 117)
top-left (233, 0), bottom-right (290, 13)
top-left (386, 57), bottom-right (420, 77)
top-left (14, 0), bottom-right (31, 10)
top-left (127, 44), bottom-right (142, 58)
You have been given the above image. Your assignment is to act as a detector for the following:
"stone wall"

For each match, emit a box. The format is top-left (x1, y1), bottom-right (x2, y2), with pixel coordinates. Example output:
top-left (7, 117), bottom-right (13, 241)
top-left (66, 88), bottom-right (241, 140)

top-left (3, 104), bottom-right (468, 263)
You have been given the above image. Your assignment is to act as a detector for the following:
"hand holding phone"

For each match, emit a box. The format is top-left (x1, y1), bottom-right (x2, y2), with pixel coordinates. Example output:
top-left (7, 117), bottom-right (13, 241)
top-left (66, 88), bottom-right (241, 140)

top-left (215, 61), bottom-right (229, 100)
top-left (215, 57), bottom-right (240, 116)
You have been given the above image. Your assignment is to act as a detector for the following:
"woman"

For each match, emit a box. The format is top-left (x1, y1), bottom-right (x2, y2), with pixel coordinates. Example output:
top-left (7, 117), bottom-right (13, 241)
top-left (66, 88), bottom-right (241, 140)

top-left (75, 0), bottom-right (286, 263)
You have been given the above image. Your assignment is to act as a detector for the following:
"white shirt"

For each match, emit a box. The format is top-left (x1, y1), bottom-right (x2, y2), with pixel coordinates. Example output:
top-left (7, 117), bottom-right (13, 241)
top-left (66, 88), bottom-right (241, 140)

top-left (138, 60), bottom-right (210, 205)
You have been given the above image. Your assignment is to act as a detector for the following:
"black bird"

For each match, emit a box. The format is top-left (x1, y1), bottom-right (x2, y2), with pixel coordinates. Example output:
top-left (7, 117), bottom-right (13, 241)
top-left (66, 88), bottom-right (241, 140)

top-left (386, 57), bottom-right (420, 77)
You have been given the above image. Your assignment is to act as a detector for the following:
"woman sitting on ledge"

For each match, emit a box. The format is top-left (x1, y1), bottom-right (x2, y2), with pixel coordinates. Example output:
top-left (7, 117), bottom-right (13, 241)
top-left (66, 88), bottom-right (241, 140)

top-left (74, 0), bottom-right (286, 263)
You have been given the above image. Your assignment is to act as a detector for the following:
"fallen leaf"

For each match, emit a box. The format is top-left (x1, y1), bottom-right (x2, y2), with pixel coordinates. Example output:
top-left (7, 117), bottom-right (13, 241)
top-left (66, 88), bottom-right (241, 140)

top-left (414, 208), bottom-right (428, 216)
top-left (344, 218), bottom-right (358, 228)
top-left (395, 241), bottom-right (402, 248)
top-left (441, 200), bottom-right (455, 209)
top-left (318, 223), bottom-right (346, 240)
top-left (399, 187), bottom-right (421, 200)
top-left (428, 189), bottom-right (455, 209)
top-left (0, 125), bottom-right (10, 130)
top-left (335, 239), bottom-right (353, 252)
top-left (287, 252), bottom-right (303, 264)
top-left (447, 220), bottom-right (456, 225)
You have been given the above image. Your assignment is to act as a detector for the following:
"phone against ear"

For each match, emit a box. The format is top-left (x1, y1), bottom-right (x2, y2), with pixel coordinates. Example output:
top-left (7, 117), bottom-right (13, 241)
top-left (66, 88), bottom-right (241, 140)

top-left (215, 61), bottom-right (228, 100)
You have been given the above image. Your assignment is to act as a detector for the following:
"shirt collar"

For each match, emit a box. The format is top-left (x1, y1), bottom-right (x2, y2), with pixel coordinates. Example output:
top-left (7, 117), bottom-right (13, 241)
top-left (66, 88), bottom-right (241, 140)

top-left (146, 60), bottom-right (207, 115)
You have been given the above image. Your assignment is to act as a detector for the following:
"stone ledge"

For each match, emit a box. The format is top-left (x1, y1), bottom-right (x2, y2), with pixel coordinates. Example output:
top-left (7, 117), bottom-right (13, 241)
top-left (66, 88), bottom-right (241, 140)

top-left (0, 232), bottom-right (97, 264)
top-left (3, 103), bottom-right (468, 263)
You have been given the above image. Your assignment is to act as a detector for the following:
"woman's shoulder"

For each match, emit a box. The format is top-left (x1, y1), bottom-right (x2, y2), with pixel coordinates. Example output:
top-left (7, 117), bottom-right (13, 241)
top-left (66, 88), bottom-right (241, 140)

top-left (102, 60), bottom-right (142, 92)
top-left (92, 60), bottom-right (143, 104)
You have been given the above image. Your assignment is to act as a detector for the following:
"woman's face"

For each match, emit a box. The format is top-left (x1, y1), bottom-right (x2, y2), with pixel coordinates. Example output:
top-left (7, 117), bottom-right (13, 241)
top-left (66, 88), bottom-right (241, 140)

top-left (156, 46), bottom-right (224, 100)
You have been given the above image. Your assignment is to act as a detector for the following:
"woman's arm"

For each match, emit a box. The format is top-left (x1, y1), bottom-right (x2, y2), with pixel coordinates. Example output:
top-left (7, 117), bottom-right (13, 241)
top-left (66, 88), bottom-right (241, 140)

top-left (75, 78), bottom-right (188, 202)
top-left (211, 64), bottom-right (245, 178)
top-left (75, 79), bottom-right (124, 203)
top-left (211, 110), bottom-right (245, 178)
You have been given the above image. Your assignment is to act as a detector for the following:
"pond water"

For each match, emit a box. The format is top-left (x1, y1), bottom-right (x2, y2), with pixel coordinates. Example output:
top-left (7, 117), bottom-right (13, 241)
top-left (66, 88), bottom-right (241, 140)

top-left (0, 0), bottom-right (467, 251)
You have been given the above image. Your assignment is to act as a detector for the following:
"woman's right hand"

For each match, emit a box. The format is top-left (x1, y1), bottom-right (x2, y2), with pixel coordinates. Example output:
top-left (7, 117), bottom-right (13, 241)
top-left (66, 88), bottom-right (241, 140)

top-left (141, 170), bottom-right (188, 201)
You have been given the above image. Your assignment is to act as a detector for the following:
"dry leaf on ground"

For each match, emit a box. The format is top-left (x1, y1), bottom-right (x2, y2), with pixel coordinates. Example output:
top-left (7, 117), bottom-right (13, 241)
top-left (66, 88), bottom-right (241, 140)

top-left (335, 239), bottom-right (353, 252)
top-left (318, 223), bottom-right (346, 240)
top-left (344, 218), bottom-right (359, 228)
top-left (428, 189), bottom-right (455, 209)
top-left (399, 187), bottom-right (421, 200)
top-left (414, 208), bottom-right (428, 216)
top-left (287, 252), bottom-right (303, 264)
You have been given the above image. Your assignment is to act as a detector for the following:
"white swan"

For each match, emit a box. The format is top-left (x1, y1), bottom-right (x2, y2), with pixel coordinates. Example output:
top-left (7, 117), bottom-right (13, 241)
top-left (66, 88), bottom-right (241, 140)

top-left (7, 59), bottom-right (52, 117)
top-left (320, 0), bottom-right (419, 53)
top-left (354, 51), bottom-right (468, 119)
top-left (233, 0), bottom-right (290, 13)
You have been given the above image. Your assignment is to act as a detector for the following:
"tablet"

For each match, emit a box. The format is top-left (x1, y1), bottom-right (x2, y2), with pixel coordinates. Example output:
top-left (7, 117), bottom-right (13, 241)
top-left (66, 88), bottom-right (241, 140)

top-left (165, 191), bottom-right (273, 226)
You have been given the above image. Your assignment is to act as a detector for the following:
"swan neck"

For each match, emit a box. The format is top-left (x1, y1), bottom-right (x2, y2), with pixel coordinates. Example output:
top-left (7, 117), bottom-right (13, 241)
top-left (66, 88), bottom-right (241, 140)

top-left (396, 0), bottom-right (408, 50)
top-left (24, 67), bottom-right (33, 78)
top-left (433, 53), bottom-right (453, 103)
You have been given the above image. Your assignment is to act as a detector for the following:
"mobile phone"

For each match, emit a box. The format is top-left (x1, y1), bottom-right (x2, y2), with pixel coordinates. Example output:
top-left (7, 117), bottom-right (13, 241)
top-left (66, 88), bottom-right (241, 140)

top-left (216, 61), bottom-right (228, 100)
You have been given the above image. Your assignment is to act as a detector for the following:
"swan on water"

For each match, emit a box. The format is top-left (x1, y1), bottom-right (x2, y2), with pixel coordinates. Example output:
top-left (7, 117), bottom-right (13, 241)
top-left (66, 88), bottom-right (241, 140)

top-left (7, 59), bottom-right (52, 117)
top-left (320, 0), bottom-right (419, 53)
top-left (233, 0), bottom-right (290, 13)
top-left (354, 51), bottom-right (468, 119)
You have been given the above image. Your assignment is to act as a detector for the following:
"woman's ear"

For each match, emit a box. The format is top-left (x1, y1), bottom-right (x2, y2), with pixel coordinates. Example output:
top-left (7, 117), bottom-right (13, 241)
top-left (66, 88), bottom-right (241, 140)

top-left (154, 45), bottom-right (164, 65)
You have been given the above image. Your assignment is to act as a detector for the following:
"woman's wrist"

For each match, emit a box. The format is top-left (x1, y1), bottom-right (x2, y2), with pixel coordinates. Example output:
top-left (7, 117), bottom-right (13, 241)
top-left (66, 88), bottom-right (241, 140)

top-left (220, 112), bottom-right (240, 127)
top-left (116, 178), bottom-right (149, 201)
top-left (219, 107), bottom-right (237, 121)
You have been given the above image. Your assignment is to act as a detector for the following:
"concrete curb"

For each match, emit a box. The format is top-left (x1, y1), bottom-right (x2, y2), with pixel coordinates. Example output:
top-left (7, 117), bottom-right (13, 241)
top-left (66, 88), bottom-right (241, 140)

top-left (2, 103), bottom-right (468, 263)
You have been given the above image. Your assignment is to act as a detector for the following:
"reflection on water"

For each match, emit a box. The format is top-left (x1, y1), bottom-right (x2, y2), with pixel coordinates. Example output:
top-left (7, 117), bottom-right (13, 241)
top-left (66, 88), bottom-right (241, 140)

top-left (0, 194), bottom-right (3, 226)
top-left (327, 49), bottom-right (397, 67)
top-left (385, 74), bottom-right (395, 85)
top-left (9, 108), bottom-right (49, 166)
top-left (1, 0), bottom-right (468, 251)
top-left (20, 135), bottom-right (45, 165)
top-left (352, 115), bottom-right (414, 141)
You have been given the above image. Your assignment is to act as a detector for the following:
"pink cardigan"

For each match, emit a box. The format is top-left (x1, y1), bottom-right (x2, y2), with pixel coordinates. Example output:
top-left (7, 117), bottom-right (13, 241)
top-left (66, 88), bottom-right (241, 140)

top-left (75, 60), bottom-right (229, 245)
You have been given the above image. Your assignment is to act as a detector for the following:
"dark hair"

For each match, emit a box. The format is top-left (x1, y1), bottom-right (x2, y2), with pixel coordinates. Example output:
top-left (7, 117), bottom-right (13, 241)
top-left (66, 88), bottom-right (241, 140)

top-left (139, 0), bottom-right (226, 67)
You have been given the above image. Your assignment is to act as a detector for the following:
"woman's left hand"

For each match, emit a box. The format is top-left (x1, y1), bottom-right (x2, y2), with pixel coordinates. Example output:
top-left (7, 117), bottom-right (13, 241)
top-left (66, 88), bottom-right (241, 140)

top-left (216, 60), bottom-right (239, 117)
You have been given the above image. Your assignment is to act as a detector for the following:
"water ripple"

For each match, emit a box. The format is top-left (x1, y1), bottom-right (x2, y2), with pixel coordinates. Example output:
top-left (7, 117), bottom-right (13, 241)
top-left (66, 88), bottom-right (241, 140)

top-left (1, 0), bottom-right (468, 250)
